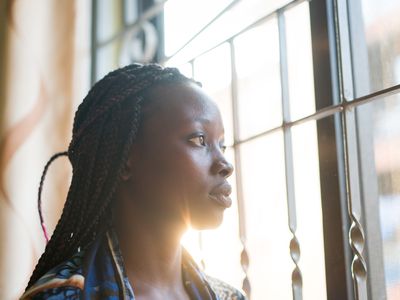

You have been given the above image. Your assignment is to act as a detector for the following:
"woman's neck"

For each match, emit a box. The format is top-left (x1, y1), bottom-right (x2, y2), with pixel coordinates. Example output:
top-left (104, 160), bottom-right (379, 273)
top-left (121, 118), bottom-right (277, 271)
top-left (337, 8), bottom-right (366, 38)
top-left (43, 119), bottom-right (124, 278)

top-left (114, 208), bottom-right (190, 299)
top-left (117, 223), bottom-right (183, 283)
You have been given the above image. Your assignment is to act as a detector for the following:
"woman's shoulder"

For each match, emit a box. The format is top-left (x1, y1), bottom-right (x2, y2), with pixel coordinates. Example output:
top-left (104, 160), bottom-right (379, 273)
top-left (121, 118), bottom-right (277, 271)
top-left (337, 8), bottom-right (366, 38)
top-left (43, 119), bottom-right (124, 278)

top-left (205, 275), bottom-right (247, 300)
top-left (21, 252), bottom-right (85, 299)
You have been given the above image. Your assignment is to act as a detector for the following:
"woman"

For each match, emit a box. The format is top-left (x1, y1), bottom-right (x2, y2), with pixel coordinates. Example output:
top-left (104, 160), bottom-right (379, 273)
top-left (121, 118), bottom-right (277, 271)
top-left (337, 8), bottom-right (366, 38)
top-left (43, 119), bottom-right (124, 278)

top-left (22, 64), bottom-right (246, 300)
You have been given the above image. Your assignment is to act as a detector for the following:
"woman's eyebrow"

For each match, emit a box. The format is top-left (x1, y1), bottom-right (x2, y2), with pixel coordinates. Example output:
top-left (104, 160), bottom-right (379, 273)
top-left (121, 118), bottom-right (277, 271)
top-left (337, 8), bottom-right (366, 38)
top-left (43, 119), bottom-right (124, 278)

top-left (194, 116), bottom-right (218, 124)
top-left (182, 117), bottom-right (225, 136)
top-left (195, 117), bottom-right (212, 124)
top-left (181, 117), bottom-right (212, 125)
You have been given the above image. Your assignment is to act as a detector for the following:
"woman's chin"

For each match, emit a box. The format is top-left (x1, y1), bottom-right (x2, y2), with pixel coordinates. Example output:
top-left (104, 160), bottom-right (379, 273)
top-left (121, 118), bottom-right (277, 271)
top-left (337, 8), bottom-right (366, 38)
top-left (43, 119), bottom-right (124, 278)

top-left (190, 213), bottom-right (225, 230)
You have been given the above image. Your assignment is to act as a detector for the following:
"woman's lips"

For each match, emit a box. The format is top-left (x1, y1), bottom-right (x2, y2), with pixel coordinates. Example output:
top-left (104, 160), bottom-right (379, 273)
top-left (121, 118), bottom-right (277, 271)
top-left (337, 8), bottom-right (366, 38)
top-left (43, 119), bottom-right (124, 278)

top-left (208, 194), bottom-right (232, 208)
top-left (209, 183), bottom-right (232, 208)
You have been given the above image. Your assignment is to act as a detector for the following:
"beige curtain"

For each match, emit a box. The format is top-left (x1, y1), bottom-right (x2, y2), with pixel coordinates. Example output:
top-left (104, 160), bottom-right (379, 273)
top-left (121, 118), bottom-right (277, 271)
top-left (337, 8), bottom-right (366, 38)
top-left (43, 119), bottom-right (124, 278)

top-left (0, 0), bottom-right (90, 298)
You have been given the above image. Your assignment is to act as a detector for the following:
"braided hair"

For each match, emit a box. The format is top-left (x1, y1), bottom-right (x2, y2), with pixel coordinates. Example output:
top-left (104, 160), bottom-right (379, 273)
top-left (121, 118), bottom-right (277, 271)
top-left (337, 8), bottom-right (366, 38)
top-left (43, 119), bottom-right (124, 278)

top-left (27, 63), bottom-right (197, 288)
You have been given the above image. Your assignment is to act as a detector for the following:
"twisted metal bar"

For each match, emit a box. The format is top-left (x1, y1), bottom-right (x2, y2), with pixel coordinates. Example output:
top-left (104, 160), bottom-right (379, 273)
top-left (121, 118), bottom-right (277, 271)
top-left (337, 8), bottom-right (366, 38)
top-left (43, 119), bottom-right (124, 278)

top-left (278, 8), bottom-right (303, 299)
top-left (240, 244), bottom-right (250, 295)
top-left (349, 219), bottom-right (367, 279)
top-left (342, 108), bottom-right (368, 299)
top-left (290, 235), bottom-right (302, 298)
top-left (284, 127), bottom-right (303, 300)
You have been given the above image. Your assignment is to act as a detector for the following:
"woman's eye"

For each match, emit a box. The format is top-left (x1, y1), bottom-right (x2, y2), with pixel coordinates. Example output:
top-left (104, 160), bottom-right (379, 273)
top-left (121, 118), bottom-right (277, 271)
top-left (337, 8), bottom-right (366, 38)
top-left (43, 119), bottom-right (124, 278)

top-left (220, 144), bottom-right (227, 153)
top-left (189, 135), bottom-right (206, 147)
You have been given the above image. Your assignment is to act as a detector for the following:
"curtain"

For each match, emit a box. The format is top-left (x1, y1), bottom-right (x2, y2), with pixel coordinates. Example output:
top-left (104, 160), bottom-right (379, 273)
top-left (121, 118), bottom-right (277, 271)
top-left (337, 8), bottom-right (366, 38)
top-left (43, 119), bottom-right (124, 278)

top-left (0, 0), bottom-right (90, 298)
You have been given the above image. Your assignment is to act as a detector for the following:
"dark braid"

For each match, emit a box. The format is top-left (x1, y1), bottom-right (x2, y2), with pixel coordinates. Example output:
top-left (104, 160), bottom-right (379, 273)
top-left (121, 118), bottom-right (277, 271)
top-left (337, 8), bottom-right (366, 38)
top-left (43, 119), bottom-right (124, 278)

top-left (27, 63), bottom-right (197, 289)
top-left (37, 151), bottom-right (69, 242)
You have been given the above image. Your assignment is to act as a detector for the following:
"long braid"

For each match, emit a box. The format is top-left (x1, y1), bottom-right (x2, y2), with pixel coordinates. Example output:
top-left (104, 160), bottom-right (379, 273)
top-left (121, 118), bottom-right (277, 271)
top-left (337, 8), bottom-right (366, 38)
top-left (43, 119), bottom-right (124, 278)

top-left (37, 151), bottom-right (69, 242)
top-left (27, 63), bottom-right (196, 289)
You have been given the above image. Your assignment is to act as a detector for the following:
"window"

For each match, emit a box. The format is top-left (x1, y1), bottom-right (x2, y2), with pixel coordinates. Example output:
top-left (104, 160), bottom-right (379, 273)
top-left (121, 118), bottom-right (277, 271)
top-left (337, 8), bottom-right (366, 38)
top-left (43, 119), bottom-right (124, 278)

top-left (91, 0), bottom-right (400, 299)
top-left (341, 0), bottom-right (400, 298)
top-left (91, 0), bottom-right (164, 83)
top-left (165, 2), bottom-right (328, 299)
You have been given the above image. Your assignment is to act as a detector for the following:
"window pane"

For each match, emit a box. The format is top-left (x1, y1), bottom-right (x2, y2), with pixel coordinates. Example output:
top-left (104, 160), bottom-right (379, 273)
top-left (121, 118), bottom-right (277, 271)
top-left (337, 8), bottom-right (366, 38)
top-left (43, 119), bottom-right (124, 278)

top-left (194, 44), bottom-right (234, 146)
top-left (96, 42), bottom-right (122, 81)
top-left (358, 94), bottom-right (400, 299)
top-left (285, 2), bottom-right (316, 120)
top-left (234, 19), bottom-right (282, 140)
top-left (348, 0), bottom-right (400, 97)
top-left (165, 0), bottom-right (293, 65)
top-left (164, 0), bottom-right (234, 56)
top-left (96, 0), bottom-right (123, 44)
top-left (240, 132), bottom-right (292, 300)
top-left (124, 0), bottom-right (138, 24)
top-left (291, 121), bottom-right (327, 300)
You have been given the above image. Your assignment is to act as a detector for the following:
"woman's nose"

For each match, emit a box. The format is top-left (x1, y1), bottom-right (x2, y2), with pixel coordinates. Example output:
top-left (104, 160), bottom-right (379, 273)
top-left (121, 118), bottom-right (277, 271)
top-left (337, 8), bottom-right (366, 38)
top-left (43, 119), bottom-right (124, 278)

top-left (212, 155), bottom-right (234, 178)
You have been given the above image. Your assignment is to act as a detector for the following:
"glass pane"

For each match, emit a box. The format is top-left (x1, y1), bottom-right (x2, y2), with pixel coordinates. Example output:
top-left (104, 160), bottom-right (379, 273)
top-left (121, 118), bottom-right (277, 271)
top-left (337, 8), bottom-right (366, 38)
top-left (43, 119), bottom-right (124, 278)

top-left (164, 0), bottom-right (234, 56)
top-left (285, 2), bottom-right (316, 120)
top-left (357, 94), bottom-right (400, 299)
top-left (96, 42), bottom-right (122, 81)
top-left (194, 44), bottom-right (234, 146)
top-left (240, 132), bottom-right (292, 300)
top-left (234, 19), bottom-right (282, 140)
top-left (96, 0), bottom-right (124, 44)
top-left (124, 0), bottom-right (138, 24)
top-left (165, 0), bottom-right (293, 65)
top-left (291, 121), bottom-right (327, 300)
top-left (348, 0), bottom-right (400, 96)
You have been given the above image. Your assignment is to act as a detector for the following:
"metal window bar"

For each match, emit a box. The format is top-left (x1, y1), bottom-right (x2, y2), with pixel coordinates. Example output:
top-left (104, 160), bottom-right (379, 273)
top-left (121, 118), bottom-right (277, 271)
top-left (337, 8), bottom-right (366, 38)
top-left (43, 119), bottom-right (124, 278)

top-left (278, 9), bottom-right (303, 300)
top-left (334, 0), bottom-right (387, 298)
top-left (309, 0), bottom-right (353, 298)
top-left (345, 10), bottom-right (388, 294)
top-left (229, 39), bottom-right (251, 297)
top-left (341, 108), bottom-right (368, 300)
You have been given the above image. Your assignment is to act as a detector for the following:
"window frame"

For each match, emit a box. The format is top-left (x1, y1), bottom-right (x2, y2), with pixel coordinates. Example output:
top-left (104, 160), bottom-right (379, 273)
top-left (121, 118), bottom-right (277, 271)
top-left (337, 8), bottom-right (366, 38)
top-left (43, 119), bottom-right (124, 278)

top-left (90, 0), bottom-right (166, 85)
top-left (90, 0), bottom-right (400, 299)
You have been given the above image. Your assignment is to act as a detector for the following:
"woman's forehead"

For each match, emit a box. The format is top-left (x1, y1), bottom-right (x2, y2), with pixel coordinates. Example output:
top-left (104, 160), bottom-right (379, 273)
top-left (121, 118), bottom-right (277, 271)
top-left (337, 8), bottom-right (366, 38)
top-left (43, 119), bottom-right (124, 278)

top-left (144, 82), bottom-right (222, 126)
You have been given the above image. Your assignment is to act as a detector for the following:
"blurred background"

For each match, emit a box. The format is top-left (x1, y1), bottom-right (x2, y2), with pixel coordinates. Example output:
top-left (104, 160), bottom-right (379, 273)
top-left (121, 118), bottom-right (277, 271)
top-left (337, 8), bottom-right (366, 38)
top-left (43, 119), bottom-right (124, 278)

top-left (1, 0), bottom-right (400, 299)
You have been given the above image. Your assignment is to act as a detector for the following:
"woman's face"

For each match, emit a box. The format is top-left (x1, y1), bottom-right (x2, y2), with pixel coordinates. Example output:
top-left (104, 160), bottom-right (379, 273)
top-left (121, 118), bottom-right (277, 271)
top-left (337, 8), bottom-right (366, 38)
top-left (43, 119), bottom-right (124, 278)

top-left (121, 81), bottom-right (234, 230)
